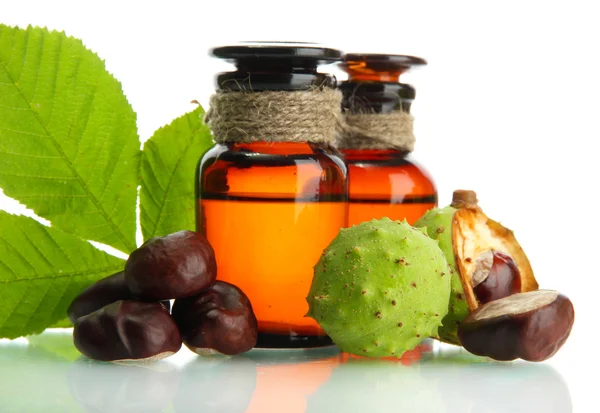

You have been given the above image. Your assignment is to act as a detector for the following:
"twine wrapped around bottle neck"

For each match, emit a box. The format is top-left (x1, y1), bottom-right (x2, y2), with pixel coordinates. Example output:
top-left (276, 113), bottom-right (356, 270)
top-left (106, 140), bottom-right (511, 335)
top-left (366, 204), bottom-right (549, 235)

top-left (205, 88), bottom-right (343, 144)
top-left (337, 110), bottom-right (415, 151)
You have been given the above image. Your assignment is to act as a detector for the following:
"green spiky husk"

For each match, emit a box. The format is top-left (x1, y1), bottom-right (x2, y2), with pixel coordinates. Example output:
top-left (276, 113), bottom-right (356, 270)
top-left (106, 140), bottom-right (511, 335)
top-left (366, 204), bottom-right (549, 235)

top-left (415, 206), bottom-right (469, 345)
top-left (306, 218), bottom-right (451, 358)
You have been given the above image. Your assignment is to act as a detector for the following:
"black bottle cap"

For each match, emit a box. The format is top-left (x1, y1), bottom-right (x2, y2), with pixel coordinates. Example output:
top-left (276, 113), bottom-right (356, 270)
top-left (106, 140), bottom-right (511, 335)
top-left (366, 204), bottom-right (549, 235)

top-left (212, 42), bottom-right (342, 65)
top-left (340, 53), bottom-right (426, 113)
top-left (210, 42), bottom-right (342, 91)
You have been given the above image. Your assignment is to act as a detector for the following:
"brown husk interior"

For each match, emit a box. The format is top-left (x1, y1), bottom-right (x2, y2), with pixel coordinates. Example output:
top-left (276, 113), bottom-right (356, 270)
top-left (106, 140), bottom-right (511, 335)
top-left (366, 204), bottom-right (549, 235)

top-left (452, 207), bottom-right (539, 311)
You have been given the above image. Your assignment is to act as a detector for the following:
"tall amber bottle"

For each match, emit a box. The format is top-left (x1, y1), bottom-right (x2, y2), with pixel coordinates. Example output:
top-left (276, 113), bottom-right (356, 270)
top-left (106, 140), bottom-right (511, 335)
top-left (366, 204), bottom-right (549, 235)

top-left (339, 54), bottom-right (437, 226)
top-left (197, 44), bottom-right (347, 348)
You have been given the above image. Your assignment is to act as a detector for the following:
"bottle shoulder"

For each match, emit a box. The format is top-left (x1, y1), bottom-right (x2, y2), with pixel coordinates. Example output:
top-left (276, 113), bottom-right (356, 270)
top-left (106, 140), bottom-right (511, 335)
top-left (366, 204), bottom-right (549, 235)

top-left (197, 142), bottom-right (347, 200)
top-left (199, 142), bottom-right (347, 176)
top-left (343, 150), bottom-right (436, 197)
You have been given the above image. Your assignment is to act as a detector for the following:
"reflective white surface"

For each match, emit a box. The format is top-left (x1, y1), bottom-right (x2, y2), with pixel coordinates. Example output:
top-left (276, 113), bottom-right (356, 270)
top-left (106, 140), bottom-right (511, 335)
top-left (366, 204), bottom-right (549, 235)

top-left (0, 330), bottom-right (578, 413)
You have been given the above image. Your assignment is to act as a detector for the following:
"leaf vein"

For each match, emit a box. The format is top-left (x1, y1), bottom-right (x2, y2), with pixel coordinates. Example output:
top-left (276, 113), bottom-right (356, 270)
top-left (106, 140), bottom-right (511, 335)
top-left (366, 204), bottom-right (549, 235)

top-left (0, 149), bottom-right (61, 160)
top-left (0, 126), bottom-right (52, 138)
top-left (17, 224), bottom-right (55, 270)
top-left (0, 264), bottom-right (124, 285)
top-left (39, 224), bottom-right (77, 268)
top-left (0, 172), bottom-right (77, 181)
top-left (0, 233), bottom-right (40, 277)
top-left (40, 33), bottom-right (63, 129)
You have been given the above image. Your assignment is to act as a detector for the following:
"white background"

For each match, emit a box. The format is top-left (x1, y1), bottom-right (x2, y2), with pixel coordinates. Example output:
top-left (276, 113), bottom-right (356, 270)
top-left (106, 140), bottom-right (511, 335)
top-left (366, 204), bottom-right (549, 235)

top-left (1, 0), bottom-right (599, 411)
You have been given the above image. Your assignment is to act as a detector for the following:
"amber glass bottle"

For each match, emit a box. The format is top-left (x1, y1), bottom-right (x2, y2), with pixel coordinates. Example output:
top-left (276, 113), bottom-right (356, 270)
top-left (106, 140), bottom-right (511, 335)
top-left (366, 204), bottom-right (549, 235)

top-left (197, 44), bottom-right (347, 348)
top-left (339, 54), bottom-right (437, 226)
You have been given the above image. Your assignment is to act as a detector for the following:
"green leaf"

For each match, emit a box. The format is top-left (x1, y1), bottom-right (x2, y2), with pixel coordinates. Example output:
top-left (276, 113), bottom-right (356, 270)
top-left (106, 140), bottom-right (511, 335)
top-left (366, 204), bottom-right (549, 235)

top-left (0, 211), bottom-right (124, 339)
top-left (0, 25), bottom-right (139, 253)
top-left (140, 106), bottom-right (212, 239)
top-left (47, 317), bottom-right (72, 328)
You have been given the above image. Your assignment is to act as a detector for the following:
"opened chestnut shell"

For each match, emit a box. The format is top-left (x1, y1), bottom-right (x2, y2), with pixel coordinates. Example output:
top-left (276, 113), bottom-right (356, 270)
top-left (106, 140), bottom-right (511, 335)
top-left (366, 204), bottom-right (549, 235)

top-left (74, 300), bottom-right (182, 362)
top-left (172, 281), bottom-right (258, 356)
top-left (458, 290), bottom-right (574, 362)
top-left (416, 189), bottom-right (540, 345)
top-left (125, 230), bottom-right (217, 301)
top-left (450, 190), bottom-right (539, 310)
top-left (67, 271), bottom-right (170, 323)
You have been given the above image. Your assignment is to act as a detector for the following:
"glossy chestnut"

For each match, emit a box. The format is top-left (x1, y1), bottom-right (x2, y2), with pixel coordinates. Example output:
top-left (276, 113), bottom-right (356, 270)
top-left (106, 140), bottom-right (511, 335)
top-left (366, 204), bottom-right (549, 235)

top-left (172, 281), bottom-right (258, 356)
top-left (68, 272), bottom-right (133, 323)
top-left (458, 290), bottom-right (574, 362)
top-left (73, 300), bottom-right (182, 362)
top-left (68, 271), bottom-right (170, 323)
top-left (471, 250), bottom-right (521, 304)
top-left (125, 230), bottom-right (217, 301)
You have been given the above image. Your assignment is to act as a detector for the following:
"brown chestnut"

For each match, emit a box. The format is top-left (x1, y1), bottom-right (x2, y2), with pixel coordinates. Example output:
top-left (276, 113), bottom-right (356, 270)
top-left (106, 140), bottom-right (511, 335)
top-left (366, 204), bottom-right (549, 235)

top-left (74, 300), bottom-right (182, 362)
top-left (67, 271), bottom-right (170, 323)
top-left (458, 290), bottom-right (574, 362)
top-left (471, 250), bottom-right (521, 304)
top-left (125, 230), bottom-right (217, 300)
top-left (68, 272), bottom-right (132, 323)
top-left (172, 281), bottom-right (258, 356)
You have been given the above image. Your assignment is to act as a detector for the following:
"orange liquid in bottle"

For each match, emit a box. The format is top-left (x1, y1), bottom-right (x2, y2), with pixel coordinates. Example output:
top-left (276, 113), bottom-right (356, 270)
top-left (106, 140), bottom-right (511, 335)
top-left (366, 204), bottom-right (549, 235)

top-left (343, 149), bottom-right (437, 226)
top-left (198, 142), bottom-right (347, 347)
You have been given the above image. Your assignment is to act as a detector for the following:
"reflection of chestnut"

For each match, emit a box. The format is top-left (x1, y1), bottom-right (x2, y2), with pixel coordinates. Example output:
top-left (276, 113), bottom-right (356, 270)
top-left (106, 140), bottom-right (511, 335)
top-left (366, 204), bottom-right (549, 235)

top-left (68, 359), bottom-right (179, 413)
top-left (67, 272), bottom-right (171, 323)
top-left (172, 281), bottom-right (258, 355)
top-left (74, 301), bottom-right (182, 362)
top-left (125, 230), bottom-right (217, 300)
top-left (458, 290), bottom-right (574, 361)
top-left (419, 351), bottom-right (572, 413)
top-left (174, 357), bottom-right (257, 413)
top-left (471, 250), bottom-right (521, 304)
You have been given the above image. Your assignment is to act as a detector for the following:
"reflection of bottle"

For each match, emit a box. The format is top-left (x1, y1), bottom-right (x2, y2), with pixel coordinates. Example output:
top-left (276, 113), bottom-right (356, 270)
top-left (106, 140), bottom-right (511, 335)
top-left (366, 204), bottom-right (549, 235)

top-left (420, 352), bottom-right (573, 413)
top-left (244, 347), bottom-right (344, 413)
top-left (174, 356), bottom-right (257, 413)
top-left (197, 44), bottom-right (348, 348)
top-left (67, 360), bottom-right (179, 413)
top-left (338, 54), bottom-right (437, 227)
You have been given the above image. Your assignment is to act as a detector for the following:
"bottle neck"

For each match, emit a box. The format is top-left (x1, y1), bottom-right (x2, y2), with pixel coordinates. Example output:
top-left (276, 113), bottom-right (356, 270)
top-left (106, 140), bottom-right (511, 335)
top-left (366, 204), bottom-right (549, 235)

top-left (339, 82), bottom-right (415, 114)
top-left (216, 64), bottom-right (336, 92)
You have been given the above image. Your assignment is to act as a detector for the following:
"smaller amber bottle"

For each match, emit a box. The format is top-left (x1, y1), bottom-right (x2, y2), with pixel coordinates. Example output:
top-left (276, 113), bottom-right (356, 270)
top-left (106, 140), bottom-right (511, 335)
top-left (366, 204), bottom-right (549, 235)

top-left (338, 54), bottom-right (437, 226)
